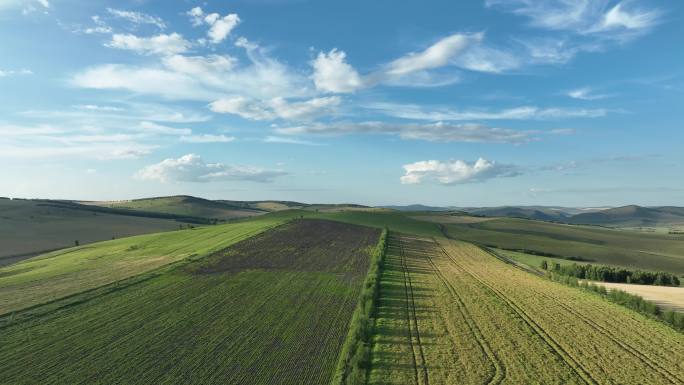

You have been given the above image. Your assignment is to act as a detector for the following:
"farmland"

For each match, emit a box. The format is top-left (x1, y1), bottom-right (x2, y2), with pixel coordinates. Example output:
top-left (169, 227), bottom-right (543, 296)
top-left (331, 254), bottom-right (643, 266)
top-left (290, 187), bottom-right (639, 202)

top-left (368, 234), bottom-right (684, 384)
top-left (0, 214), bottom-right (287, 314)
top-left (0, 198), bottom-right (186, 265)
top-left (0, 219), bottom-right (381, 385)
top-left (430, 215), bottom-right (684, 274)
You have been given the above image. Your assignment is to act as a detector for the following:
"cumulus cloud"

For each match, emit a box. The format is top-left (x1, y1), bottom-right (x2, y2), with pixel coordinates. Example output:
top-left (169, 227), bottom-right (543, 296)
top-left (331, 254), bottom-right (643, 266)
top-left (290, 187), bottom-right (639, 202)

top-left (311, 49), bottom-right (364, 93)
top-left (187, 7), bottom-right (240, 44)
top-left (106, 8), bottom-right (166, 30)
top-left (365, 102), bottom-right (609, 121)
top-left (107, 33), bottom-right (190, 56)
top-left (275, 121), bottom-right (535, 143)
top-left (135, 154), bottom-right (287, 183)
top-left (400, 157), bottom-right (521, 185)
top-left (209, 96), bottom-right (340, 121)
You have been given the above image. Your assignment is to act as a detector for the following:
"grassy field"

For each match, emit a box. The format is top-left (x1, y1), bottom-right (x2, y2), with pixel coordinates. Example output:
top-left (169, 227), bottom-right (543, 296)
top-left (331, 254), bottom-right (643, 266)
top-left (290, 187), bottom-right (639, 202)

top-left (0, 198), bottom-right (185, 264)
top-left (584, 282), bottom-right (684, 312)
top-left (0, 219), bottom-right (381, 385)
top-left (309, 210), bottom-right (441, 237)
top-left (433, 215), bottom-right (684, 274)
top-left (368, 235), bottom-right (684, 385)
top-left (0, 215), bottom-right (287, 314)
top-left (88, 195), bottom-right (266, 220)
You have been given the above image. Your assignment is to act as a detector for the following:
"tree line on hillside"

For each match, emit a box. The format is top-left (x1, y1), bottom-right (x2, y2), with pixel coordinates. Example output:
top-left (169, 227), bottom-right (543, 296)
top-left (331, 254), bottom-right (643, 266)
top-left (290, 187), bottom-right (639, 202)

top-left (540, 261), bottom-right (680, 287)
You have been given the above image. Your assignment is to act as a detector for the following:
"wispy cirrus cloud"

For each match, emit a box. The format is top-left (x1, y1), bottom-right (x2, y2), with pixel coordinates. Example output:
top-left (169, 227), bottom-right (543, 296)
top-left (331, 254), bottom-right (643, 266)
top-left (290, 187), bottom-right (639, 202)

top-left (365, 102), bottom-right (609, 121)
top-left (485, 0), bottom-right (662, 38)
top-left (275, 121), bottom-right (541, 144)
top-left (106, 33), bottom-right (191, 56)
top-left (106, 8), bottom-right (166, 30)
top-left (566, 87), bottom-right (612, 100)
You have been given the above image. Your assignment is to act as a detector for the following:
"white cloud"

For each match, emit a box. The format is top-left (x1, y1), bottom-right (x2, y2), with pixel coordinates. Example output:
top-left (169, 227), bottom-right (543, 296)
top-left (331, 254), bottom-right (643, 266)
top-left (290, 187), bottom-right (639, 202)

top-left (0, 0), bottom-right (49, 14)
top-left (311, 49), bottom-right (364, 93)
top-left (385, 33), bottom-right (480, 77)
top-left (106, 8), bottom-right (166, 30)
top-left (70, 64), bottom-right (217, 100)
top-left (107, 33), bottom-right (190, 56)
top-left (275, 121), bottom-right (536, 143)
top-left (209, 96), bottom-right (340, 121)
top-left (187, 7), bottom-right (240, 44)
top-left (0, 68), bottom-right (32, 77)
top-left (263, 136), bottom-right (322, 146)
top-left (83, 15), bottom-right (112, 34)
top-left (180, 134), bottom-right (235, 143)
top-left (209, 96), bottom-right (273, 120)
top-left (566, 87), bottom-right (611, 100)
top-left (486, 0), bottom-right (662, 38)
top-left (135, 154), bottom-right (287, 183)
top-left (73, 104), bottom-right (123, 112)
top-left (400, 157), bottom-right (520, 185)
top-left (594, 2), bottom-right (661, 32)
top-left (365, 102), bottom-right (608, 121)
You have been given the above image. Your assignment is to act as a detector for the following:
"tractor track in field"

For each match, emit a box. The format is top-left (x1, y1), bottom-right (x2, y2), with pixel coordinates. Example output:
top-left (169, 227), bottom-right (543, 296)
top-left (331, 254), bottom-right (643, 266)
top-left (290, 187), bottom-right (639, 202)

top-left (434, 240), bottom-right (599, 385)
top-left (411, 237), bottom-right (505, 385)
top-left (533, 286), bottom-right (683, 384)
top-left (479, 247), bottom-right (684, 384)
top-left (395, 235), bottom-right (429, 385)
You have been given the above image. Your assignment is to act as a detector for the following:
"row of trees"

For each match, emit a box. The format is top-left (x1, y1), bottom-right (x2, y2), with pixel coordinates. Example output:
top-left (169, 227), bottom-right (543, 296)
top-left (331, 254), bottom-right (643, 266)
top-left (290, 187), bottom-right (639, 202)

top-left (548, 272), bottom-right (684, 332)
top-left (540, 261), bottom-right (681, 286)
top-left (333, 228), bottom-right (388, 385)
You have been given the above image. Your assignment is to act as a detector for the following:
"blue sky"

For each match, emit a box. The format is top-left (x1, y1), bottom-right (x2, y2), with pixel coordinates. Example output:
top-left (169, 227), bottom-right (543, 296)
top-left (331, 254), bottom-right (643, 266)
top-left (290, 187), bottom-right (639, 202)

top-left (1, 0), bottom-right (682, 206)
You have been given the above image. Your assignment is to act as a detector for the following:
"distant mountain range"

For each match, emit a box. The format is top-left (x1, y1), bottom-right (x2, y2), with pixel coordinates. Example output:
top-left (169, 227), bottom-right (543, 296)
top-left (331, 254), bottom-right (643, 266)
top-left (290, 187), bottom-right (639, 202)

top-left (381, 204), bottom-right (684, 228)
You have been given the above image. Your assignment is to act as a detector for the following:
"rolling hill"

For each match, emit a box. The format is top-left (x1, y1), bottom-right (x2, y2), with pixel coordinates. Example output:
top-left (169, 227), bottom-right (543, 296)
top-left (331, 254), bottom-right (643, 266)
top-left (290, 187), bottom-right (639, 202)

top-left (568, 205), bottom-right (684, 227)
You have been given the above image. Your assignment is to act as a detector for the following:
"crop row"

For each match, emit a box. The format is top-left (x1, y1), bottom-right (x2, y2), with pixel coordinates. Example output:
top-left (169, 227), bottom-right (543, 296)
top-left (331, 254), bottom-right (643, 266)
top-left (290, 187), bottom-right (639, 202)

top-left (441, 240), bottom-right (684, 385)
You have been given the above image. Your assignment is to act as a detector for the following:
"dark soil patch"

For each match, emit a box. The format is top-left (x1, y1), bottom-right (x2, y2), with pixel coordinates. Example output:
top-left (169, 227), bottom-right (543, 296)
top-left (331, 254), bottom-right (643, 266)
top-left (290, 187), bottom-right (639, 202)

top-left (190, 219), bottom-right (380, 276)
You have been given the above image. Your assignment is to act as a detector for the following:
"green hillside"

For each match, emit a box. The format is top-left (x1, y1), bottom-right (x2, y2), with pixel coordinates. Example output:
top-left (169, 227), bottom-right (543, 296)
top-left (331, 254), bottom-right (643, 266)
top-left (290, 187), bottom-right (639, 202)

top-left (0, 198), bottom-right (186, 266)
top-left (90, 195), bottom-right (266, 220)
top-left (436, 215), bottom-right (684, 274)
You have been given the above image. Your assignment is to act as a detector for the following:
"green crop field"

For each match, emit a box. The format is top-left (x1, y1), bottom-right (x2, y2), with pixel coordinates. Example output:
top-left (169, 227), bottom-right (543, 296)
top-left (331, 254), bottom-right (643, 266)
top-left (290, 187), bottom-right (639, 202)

top-left (368, 235), bottom-right (684, 385)
top-left (429, 215), bottom-right (684, 274)
top-left (0, 215), bottom-right (287, 314)
top-left (0, 198), bottom-right (186, 265)
top-left (0, 219), bottom-right (381, 385)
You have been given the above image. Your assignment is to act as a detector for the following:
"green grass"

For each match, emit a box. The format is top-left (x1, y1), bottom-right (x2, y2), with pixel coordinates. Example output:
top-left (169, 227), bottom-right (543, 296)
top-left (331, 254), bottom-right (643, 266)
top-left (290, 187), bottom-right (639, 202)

top-left (307, 210), bottom-right (441, 237)
top-left (0, 219), bottom-right (380, 385)
top-left (0, 198), bottom-right (185, 264)
top-left (438, 216), bottom-right (684, 274)
top-left (496, 248), bottom-right (591, 272)
top-left (92, 195), bottom-right (265, 220)
top-left (0, 215), bottom-right (285, 315)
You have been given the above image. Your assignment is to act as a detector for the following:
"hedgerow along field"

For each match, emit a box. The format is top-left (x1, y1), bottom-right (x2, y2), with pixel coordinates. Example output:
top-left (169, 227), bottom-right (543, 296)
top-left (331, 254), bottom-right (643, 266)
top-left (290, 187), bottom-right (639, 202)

top-left (368, 234), bottom-right (684, 385)
top-left (0, 219), bottom-right (382, 385)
